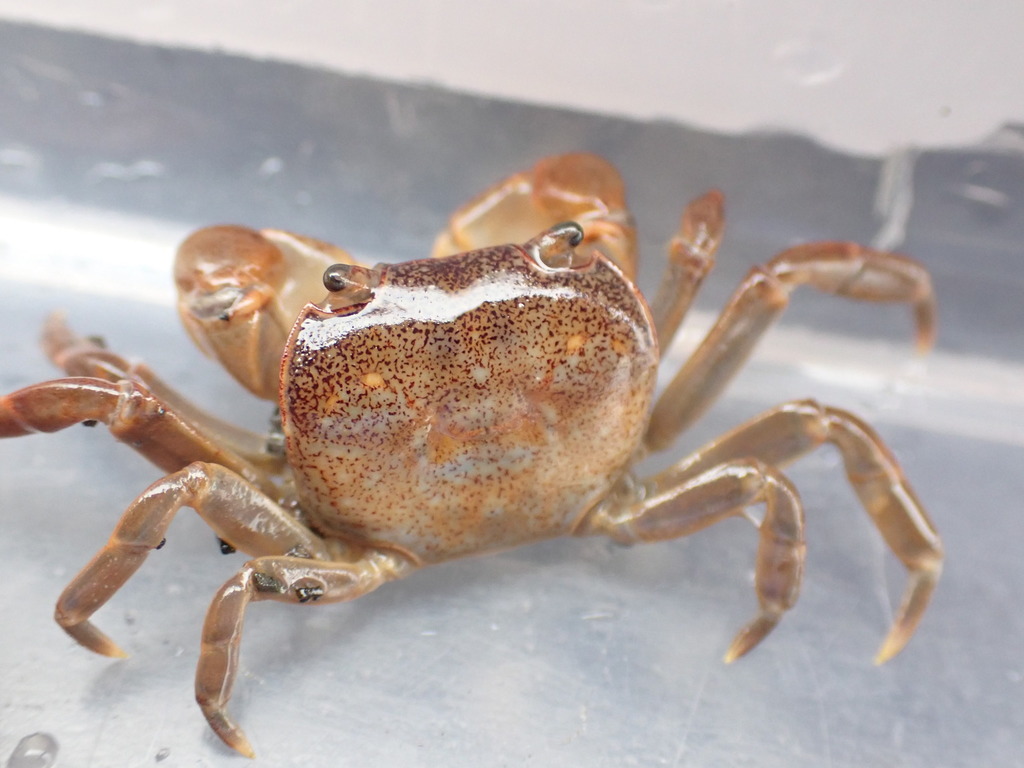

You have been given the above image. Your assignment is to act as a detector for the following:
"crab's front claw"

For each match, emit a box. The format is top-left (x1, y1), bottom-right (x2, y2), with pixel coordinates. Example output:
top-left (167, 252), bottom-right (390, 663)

top-left (431, 152), bottom-right (638, 280)
top-left (175, 226), bottom-right (360, 400)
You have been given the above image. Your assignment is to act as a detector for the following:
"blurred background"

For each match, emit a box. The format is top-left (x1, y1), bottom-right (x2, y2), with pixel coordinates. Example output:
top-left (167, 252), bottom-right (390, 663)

top-left (0, 3), bottom-right (1022, 766)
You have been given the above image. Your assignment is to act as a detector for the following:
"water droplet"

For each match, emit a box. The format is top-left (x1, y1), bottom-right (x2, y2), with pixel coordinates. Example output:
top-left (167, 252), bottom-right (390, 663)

top-left (155, 746), bottom-right (171, 762)
top-left (7, 732), bottom-right (59, 768)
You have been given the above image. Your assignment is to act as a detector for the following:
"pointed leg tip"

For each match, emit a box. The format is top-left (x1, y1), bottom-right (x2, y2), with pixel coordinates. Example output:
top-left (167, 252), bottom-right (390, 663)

top-left (92, 630), bottom-right (129, 660)
top-left (722, 631), bottom-right (759, 664)
top-left (221, 729), bottom-right (255, 759)
top-left (91, 637), bottom-right (129, 659)
top-left (874, 628), bottom-right (911, 665)
top-left (913, 300), bottom-right (938, 355)
top-left (63, 621), bottom-right (127, 658)
top-left (914, 334), bottom-right (935, 356)
top-left (203, 706), bottom-right (255, 759)
top-left (723, 611), bottom-right (782, 664)
top-left (106, 644), bottom-right (130, 660)
top-left (233, 738), bottom-right (256, 760)
top-left (874, 565), bottom-right (940, 665)
top-left (722, 644), bottom-right (744, 665)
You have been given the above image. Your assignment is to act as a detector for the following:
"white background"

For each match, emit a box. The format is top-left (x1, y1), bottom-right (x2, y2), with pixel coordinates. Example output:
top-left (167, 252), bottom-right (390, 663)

top-left (1, 0), bottom-right (1022, 155)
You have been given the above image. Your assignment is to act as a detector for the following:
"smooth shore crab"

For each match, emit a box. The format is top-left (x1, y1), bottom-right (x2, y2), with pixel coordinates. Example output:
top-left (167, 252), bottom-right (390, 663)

top-left (0, 153), bottom-right (942, 757)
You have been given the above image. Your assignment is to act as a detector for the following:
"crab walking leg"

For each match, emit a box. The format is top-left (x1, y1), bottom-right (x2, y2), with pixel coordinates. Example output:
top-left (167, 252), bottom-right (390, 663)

top-left (197, 550), bottom-right (412, 758)
top-left (649, 399), bottom-right (942, 662)
top-left (648, 190), bottom-right (724, 349)
top-left (644, 242), bottom-right (937, 452)
top-left (580, 459), bottom-right (805, 662)
top-left (0, 377), bottom-right (270, 483)
top-left (55, 462), bottom-right (330, 659)
top-left (431, 153), bottom-right (639, 280)
top-left (41, 314), bottom-right (279, 468)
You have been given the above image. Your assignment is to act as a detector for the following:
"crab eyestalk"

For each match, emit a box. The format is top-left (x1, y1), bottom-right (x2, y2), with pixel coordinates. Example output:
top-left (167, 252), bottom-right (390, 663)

top-left (524, 221), bottom-right (591, 271)
top-left (322, 263), bottom-right (380, 311)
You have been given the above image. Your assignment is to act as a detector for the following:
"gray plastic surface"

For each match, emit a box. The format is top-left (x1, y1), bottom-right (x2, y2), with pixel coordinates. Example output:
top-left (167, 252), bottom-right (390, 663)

top-left (1, 20), bottom-right (1022, 767)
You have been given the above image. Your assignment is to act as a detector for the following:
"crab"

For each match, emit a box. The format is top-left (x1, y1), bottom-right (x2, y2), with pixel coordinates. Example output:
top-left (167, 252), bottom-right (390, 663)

top-left (0, 153), bottom-right (943, 757)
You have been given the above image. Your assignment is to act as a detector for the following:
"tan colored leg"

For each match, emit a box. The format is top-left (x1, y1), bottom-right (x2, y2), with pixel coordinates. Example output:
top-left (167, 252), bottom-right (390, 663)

top-left (54, 462), bottom-right (328, 659)
top-left (197, 549), bottom-right (412, 757)
top-left (0, 375), bottom-right (280, 492)
top-left (42, 314), bottom-right (277, 467)
top-left (646, 399), bottom-right (942, 662)
top-left (645, 241), bottom-right (936, 452)
top-left (649, 189), bottom-right (724, 349)
top-left (431, 153), bottom-right (639, 280)
top-left (580, 459), bottom-right (805, 663)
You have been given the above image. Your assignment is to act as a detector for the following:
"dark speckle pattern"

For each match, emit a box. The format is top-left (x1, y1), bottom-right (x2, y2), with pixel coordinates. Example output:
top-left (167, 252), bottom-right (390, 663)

top-left (280, 245), bottom-right (657, 564)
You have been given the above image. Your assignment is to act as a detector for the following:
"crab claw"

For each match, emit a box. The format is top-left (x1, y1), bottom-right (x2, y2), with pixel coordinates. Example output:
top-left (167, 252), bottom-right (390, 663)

top-left (175, 226), bottom-right (362, 400)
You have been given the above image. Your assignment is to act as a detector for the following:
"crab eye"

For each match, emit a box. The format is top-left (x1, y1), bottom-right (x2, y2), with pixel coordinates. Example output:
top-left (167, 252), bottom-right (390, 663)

top-left (524, 222), bottom-right (591, 271)
top-left (323, 263), bottom-right (375, 292)
top-left (322, 263), bottom-right (381, 307)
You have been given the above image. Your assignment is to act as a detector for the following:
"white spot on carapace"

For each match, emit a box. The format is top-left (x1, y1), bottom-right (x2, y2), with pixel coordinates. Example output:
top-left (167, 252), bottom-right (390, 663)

top-left (566, 333), bottom-right (586, 354)
top-left (362, 372), bottom-right (385, 389)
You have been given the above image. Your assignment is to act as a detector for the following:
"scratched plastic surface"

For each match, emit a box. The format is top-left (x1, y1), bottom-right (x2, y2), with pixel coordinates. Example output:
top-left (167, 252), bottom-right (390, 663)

top-left (1, 21), bottom-right (1023, 768)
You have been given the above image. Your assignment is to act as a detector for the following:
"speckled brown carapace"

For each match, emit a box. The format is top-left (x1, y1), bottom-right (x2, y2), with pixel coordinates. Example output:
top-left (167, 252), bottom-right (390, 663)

top-left (281, 244), bottom-right (658, 563)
